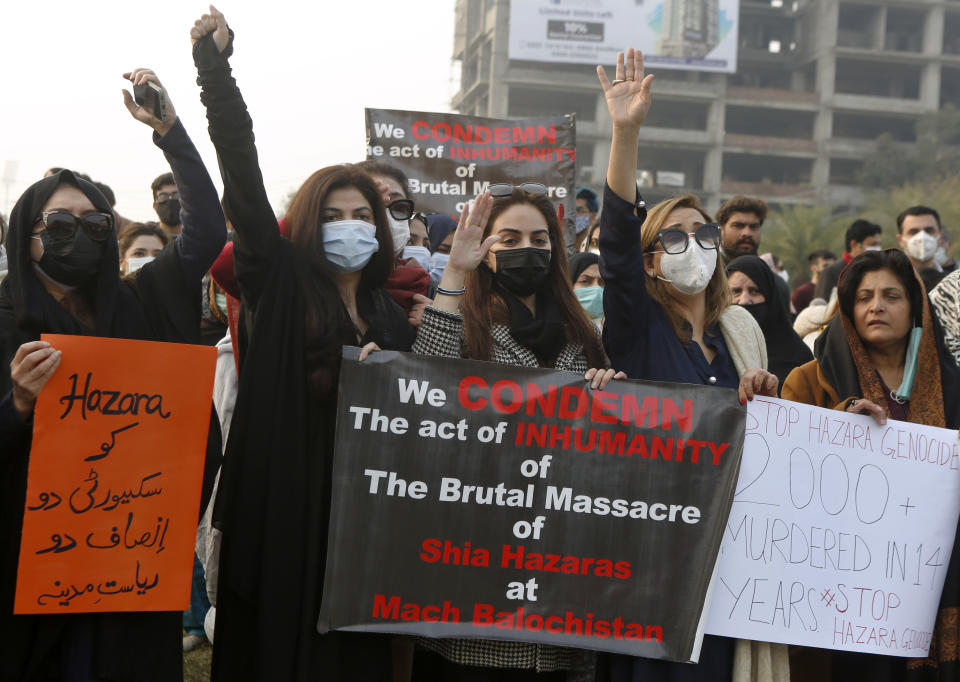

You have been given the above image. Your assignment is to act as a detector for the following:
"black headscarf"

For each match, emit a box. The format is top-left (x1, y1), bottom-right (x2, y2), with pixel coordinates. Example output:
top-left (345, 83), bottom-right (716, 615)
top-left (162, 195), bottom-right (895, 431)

top-left (568, 252), bottom-right (599, 285)
top-left (727, 255), bottom-right (812, 389)
top-left (0, 170), bottom-right (200, 395)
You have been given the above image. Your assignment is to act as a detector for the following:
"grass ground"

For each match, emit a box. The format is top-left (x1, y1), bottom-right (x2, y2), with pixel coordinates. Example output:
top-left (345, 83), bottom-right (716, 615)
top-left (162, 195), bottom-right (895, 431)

top-left (183, 641), bottom-right (212, 682)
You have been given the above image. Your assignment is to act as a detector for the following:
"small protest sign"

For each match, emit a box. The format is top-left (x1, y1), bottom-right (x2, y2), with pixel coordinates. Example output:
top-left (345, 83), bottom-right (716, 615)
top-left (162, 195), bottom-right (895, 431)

top-left (365, 108), bottom-right (576, 221)
top-left (14, 334), bottom-right (216, 614)
top-left (318, 349), bottom-right (745, 662)
top-left (706, 396), bottom-right (960, 657)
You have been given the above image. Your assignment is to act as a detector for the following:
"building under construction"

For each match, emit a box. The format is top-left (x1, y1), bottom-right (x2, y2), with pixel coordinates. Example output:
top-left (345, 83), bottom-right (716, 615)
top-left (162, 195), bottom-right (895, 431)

top-left (451, 0), bottom-right (959, 212)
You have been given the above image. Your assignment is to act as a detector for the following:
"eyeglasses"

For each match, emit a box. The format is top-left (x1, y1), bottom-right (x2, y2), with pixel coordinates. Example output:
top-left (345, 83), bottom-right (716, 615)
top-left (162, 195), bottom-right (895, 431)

top-left (156, 191), bottom-right (179, 202)
top-left (488, 182), bottom-right (548, 198)
top-left (387, 199), bottom-right (414, 221)
top-left (651, 223), bottom-right (721, 255)
top-left (34, 210), bottom-right (115, 242)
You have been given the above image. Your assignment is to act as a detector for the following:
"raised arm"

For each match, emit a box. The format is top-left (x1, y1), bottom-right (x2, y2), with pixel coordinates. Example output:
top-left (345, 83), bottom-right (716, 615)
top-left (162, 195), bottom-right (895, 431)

top-left (411, 192), bottom-right (496, 357)
top-left (597, 49), bottom-right (654, 203)
top-left (123, 69), bottom-right (226, 283)
top-left (191, 7), bottom-right (281, 303)
top-left (596, 49), bottom-right (656, 357)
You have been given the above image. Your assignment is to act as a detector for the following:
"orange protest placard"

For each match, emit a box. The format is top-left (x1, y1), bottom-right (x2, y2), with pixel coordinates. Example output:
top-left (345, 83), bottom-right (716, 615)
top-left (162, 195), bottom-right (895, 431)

top-left (14, 334), bottom-right (217, 614)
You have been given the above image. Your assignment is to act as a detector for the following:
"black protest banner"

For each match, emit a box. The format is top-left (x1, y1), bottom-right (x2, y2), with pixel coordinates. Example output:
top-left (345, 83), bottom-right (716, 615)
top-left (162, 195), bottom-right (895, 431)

top-left (317, 349), bottom-right (746, 661)
top-left (364, 108), bottom-right (576, 220)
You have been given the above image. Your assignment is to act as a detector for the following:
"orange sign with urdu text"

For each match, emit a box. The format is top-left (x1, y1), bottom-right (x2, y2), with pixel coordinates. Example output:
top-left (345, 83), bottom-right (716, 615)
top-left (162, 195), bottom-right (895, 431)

top-left (14, 334), bottom-right (216, 614)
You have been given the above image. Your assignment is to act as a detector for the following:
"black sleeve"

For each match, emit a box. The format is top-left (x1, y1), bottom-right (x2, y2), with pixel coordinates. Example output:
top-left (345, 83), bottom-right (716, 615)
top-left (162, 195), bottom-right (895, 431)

top-left (193, 31), bottom-right (281, 308)
top-left (153, 119), bottom-right (227, 283)
top-left (0, 390), bottom-right (30, 446)
top-left (598, 183), bottom-right (651, 363)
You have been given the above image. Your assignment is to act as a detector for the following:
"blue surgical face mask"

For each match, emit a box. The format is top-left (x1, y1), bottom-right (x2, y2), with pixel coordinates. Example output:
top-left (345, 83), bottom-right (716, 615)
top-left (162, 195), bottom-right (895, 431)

top-left (429, 252), bottom-right (450, 281)
top-left (575, 215), bottom-right (591, 235)
top-left (215, 292), bottom-right (228, 315)
top-left (403, 245), bottom-right (431, 271)
top-left (321, 220), bottom-right (380, 273)
top-left (575, 285), bottom-right (604, 319)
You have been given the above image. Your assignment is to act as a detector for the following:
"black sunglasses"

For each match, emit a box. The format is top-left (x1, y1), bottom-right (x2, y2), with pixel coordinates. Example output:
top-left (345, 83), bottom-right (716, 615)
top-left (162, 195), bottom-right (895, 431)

top-left (35, 210), bottom-right (115, 242)
top-left (488, 182), bottom-right (548, 198)
top-left (652, 223), bottom-right (721, 255)
top-left (387, 199), bottom-right (414, 221)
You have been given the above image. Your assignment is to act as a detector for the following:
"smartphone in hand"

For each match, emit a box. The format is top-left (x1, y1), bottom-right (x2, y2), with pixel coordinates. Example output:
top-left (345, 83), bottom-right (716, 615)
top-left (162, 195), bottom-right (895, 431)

top-left (133, 82), bottom-right (166, 121)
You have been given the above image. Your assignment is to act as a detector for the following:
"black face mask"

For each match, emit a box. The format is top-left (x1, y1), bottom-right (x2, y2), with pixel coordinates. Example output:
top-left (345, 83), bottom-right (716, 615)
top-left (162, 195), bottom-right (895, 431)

top-left (492, 247), bottom-right (551, 297)
top-left (155, 199), bottom-right (182, 226)
top-left (741, 301), bottom-right (771, 327)
top-left (35, 227), bottom-right (106, 285)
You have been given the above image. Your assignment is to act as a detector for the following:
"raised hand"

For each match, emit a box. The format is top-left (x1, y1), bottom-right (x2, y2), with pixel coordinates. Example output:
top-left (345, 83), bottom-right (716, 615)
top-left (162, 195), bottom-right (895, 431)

top-left (597, 48), bottom-right (654, 134)
top-left (447, 192), bottom-right (497, 275)
top-left (121, 69), bottom-right (177, 137)
top-left (190, 4), bottom-right (230, 53)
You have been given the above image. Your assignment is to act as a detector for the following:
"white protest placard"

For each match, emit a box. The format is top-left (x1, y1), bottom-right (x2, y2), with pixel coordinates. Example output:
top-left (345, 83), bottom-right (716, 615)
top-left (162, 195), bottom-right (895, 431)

top-left (705, 397), bottom-right (960, 657)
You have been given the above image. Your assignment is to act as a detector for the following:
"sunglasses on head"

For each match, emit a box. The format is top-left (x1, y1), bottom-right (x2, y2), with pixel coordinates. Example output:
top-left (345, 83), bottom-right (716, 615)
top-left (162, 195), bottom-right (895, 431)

top-left (387, 199), bottom-right (414, 221)
top-left (652, 223), bottom-right (721, 255)
top-left (35, 210), bottom-right (115, 242)
top-left (488, 182), bottom-right (548, 198)
top-left (411, 211), bottom-right (429, 228)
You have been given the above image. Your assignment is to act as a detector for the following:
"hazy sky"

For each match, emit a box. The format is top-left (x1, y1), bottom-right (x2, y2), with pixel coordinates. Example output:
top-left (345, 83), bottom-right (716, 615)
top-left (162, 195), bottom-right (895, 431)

top-left (0, 1), bottom-right (457, 223)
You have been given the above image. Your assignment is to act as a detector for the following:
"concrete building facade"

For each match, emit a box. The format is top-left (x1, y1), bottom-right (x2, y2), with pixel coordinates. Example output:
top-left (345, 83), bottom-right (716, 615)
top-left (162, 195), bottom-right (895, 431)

top-left (450, 0), bottom-right (960, 212)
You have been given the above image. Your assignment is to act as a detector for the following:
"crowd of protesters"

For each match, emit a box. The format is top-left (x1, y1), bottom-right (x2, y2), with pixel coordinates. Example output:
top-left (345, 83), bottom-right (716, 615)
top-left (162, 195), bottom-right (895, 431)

top-left (2, 8), bottom-right (960, 682)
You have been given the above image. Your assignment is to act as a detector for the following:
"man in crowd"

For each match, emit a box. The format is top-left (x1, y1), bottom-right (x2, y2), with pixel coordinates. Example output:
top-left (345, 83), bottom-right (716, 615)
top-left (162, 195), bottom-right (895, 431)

top-left (791, 249), bottom-right (836, 313)
top-left (717, 195), bottom-right (767, 262)
top-left (814, 219), bottom-right (883, 301)
top-left (152, 172), bottom-right (183, 236)
top-left (897, 205), bottom-right (943, 272)
top-left (717, 194), bottom-right (791, 311)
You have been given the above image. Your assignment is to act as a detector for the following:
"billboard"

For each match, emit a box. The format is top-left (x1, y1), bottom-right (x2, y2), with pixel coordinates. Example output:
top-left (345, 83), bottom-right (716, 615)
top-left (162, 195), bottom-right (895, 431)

top-left (508, 0), bottom-right (740, 73)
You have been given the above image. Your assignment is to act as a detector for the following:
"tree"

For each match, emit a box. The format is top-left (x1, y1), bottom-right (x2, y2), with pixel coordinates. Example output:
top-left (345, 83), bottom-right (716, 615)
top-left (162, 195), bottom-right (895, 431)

top-left (761, 204), bottom-right (849, 287)
top-left (859, 105), bottom-right (960, 190)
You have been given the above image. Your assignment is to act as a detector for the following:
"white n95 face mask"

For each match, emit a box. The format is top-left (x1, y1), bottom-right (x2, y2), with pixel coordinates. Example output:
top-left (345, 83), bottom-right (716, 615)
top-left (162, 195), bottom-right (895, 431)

top-left (907, 232), bottom-right (938, 262)
top-left (387, 215), bottom-right (410, 257)
top-left (322, 220), bottom-right (380, 273)
top-left (656, 238), bottom-right (717, 296)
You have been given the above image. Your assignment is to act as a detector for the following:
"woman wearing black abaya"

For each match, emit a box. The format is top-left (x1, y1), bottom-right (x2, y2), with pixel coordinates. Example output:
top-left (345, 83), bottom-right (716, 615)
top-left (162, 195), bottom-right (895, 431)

top-left (0, 70), bottom-right (226, 681)
top-left (189, 10), bottom-right (413, 681)
top-left (726, 255), bottom-right (812, 391)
